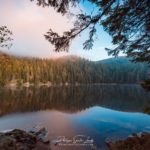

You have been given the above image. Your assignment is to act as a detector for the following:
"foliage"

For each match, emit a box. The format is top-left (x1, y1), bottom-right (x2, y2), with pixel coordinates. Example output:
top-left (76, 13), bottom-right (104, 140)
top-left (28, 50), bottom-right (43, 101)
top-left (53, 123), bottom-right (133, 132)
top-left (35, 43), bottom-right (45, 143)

top-left (31, 0), bottom-right (150, 62)
top-left (144, 107), bottom-right (150, 115)
top-left (31, 0), bottom-right (150, 90)
top-left (141, 79), bottom-right (150, 91)
top-left (0, 26), bottom-right (13, 49)
top-left (0, 53), bottom-right (148, 86)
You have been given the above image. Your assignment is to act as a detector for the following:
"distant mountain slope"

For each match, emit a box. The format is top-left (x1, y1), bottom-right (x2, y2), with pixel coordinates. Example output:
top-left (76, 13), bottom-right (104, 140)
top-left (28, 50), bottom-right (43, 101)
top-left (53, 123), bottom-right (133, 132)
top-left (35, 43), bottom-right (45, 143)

top-left (99, 56), bottom-right (148, 70)
top-left (0, 51), bottom-right (9, 57)
top-left (100, 56), bottom-right (131, 64)
top-left (99, 56), bottom-right (146, 65)
top-left (98, 57), bottom-right (149, 83)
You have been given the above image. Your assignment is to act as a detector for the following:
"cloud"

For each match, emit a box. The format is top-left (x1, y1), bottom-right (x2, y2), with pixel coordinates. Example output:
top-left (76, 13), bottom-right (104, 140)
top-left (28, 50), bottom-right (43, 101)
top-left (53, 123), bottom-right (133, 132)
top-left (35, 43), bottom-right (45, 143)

top-left (0, 0), bottom-right (74, 58)
top-left (0, 0), bottom-right (113, 60)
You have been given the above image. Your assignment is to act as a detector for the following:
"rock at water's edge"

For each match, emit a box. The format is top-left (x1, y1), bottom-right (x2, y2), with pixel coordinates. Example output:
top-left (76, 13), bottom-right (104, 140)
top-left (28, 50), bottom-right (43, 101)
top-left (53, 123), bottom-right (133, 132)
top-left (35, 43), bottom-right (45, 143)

top-left (106, 132), bottom-right (150, 150)
top-left (0, 129), bottom-right (50, 150)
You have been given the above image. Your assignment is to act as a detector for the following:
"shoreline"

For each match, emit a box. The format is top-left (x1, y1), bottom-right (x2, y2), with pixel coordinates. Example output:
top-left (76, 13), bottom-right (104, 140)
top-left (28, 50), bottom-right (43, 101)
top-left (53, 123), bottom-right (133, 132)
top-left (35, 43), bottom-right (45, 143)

top-left (0, 129), bottom-right (150, 150)
top-left (1, 81), bottom-right (140, 89)
top-left (106, 132), bottom-right (150, 150)
top-left (0, 128), bottom-right (50, 150)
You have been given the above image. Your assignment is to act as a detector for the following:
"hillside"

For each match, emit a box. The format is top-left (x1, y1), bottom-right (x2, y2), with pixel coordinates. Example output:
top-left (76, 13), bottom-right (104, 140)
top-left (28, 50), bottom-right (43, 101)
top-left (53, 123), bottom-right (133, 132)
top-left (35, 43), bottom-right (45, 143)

top-left (99, 56), bottom-right (147, 67)
top-left (0, 52), bottom-right (149, 87)
top-left (99, 57), bottom-right (149, 83)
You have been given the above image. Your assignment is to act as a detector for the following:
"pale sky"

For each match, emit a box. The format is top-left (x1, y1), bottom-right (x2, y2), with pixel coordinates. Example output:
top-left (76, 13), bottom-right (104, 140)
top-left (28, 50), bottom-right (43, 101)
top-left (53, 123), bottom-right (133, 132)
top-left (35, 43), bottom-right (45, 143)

top-left (0, 0), bottom-right (114, 60)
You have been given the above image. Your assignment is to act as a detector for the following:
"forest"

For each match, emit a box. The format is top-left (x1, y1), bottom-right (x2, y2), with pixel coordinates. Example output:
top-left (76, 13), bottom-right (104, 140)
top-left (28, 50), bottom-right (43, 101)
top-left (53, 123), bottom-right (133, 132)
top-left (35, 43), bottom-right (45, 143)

top-left (0, 52), bottom-right (149, 87)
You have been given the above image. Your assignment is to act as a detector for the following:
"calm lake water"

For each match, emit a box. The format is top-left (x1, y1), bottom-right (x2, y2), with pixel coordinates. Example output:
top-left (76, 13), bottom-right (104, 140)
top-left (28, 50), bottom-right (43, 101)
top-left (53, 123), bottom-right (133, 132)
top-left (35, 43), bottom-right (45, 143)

top-left (0, 84), bottom-right (150, 149)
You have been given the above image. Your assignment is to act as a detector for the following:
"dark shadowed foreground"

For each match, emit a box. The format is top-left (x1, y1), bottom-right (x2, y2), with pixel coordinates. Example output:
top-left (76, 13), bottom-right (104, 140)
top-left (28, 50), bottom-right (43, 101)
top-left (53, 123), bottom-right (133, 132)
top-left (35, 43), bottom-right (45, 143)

top-left (0, 129), bottom-right (150, 150)
top-left (106, 132), bottom-right (150, 150)
top-left (0, 129), bottom-right (50, 150)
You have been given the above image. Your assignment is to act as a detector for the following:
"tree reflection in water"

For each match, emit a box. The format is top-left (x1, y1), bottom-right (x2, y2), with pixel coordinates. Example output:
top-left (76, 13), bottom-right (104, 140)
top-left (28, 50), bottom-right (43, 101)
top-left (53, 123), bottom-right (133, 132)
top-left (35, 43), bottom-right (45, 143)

top-left (0, 84), bottom-right (150, 116)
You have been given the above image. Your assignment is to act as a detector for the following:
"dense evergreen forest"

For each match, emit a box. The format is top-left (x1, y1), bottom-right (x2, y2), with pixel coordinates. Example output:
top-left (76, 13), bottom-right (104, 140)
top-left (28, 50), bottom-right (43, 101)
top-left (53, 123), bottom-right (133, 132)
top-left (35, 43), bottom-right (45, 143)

top-left (0, 52), bottom-right (149, 87)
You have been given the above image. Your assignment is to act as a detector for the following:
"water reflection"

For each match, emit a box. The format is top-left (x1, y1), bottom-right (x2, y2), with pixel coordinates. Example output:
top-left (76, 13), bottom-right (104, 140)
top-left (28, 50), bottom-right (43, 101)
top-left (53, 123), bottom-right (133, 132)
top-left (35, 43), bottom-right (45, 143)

top-left (0, 107), bottom-right (150, 149)
top-left (0, 84), bottom-right (150, 149)
top-left (0, 84), bottom-right (150, 116)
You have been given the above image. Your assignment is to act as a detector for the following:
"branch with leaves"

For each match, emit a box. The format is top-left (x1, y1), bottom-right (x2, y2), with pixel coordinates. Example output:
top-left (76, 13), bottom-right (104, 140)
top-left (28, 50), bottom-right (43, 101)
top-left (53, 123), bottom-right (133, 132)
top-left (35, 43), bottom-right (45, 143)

top-left (31, 0), bottom-right (150, 64)
top-left (31, 0), bottom-right (150, 90)
top-left (0, 26), bottom-right (13, 49)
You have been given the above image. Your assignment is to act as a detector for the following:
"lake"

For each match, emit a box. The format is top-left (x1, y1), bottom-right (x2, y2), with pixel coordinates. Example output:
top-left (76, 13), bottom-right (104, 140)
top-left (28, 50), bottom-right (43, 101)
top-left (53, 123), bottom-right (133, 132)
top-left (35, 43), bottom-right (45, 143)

top-left (0, 84), bottom-right (150, 150)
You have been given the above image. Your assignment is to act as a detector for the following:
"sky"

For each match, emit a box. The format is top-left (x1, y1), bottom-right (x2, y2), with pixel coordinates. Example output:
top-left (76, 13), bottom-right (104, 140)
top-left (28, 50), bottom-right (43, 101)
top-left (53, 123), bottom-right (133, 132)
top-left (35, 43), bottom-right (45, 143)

top-left (0, 0), bottom-right (114, 61)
